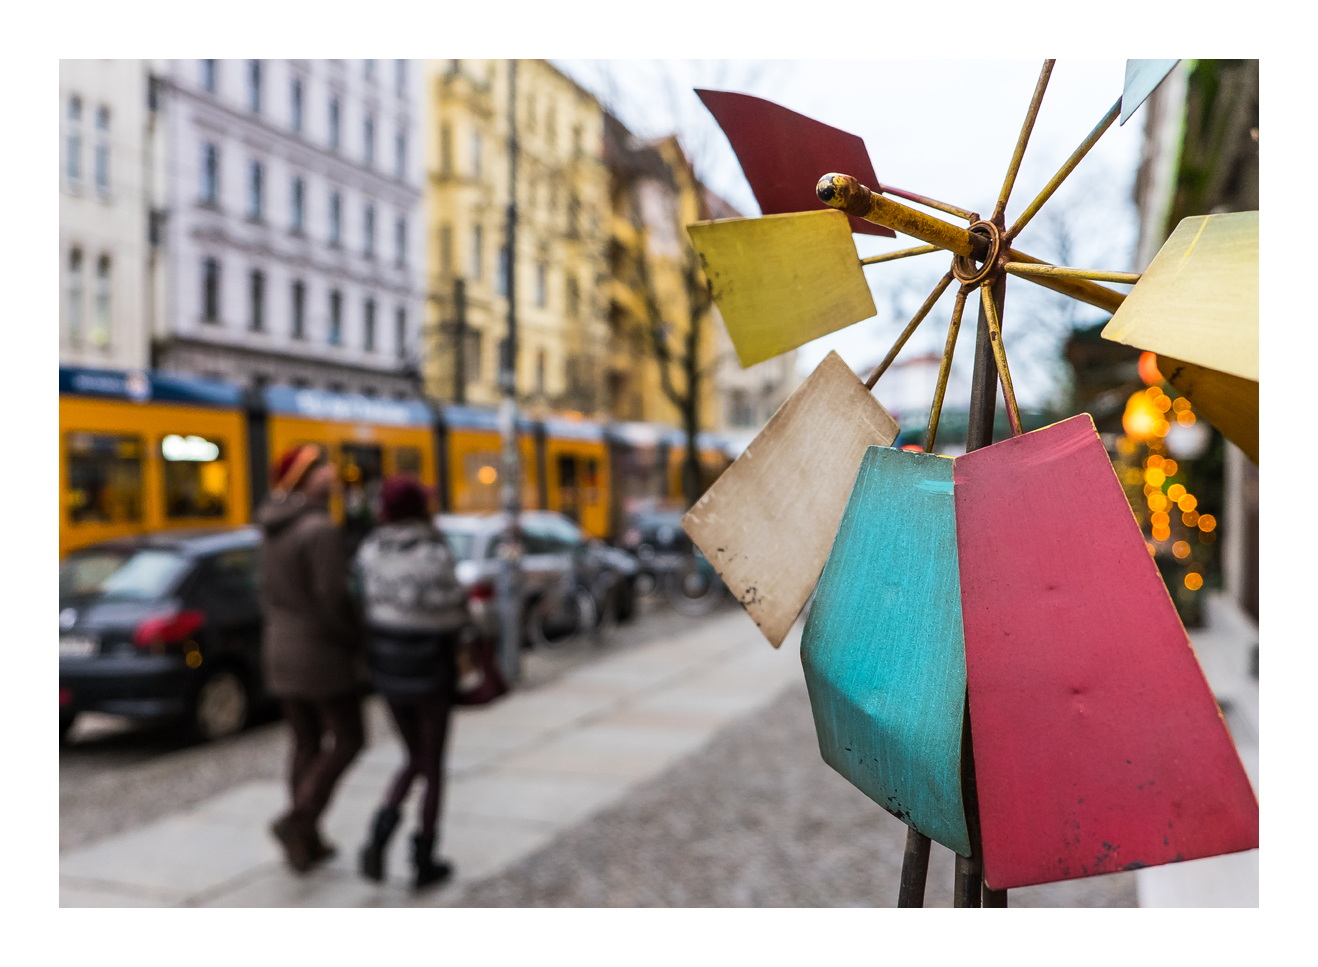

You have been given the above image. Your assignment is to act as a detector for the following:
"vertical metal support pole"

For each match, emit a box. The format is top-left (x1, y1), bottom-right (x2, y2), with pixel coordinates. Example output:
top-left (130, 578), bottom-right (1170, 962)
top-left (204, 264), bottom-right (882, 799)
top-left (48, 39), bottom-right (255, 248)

top-left (955, 271), bottom-right (1009, 909)
top-left (453, 277), bottom-right (467, 405)
top-left (898, 827), bottom-right (932, 907)
top-left (495, 59), bottom-right (522, 688)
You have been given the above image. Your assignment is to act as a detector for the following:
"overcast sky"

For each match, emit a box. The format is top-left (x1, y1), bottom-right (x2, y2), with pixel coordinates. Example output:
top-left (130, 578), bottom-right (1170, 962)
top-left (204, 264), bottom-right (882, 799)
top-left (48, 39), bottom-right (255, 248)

top-left (555, 59), bottom-right (1146, 410)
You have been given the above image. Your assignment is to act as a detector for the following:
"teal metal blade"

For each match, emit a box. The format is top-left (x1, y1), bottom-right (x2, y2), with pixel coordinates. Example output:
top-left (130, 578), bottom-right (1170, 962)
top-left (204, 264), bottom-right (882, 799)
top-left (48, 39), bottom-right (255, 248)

top-left (1121, 59), bottom-right (1180, 125)
top-left (800, 446), bottom-right (971, 856)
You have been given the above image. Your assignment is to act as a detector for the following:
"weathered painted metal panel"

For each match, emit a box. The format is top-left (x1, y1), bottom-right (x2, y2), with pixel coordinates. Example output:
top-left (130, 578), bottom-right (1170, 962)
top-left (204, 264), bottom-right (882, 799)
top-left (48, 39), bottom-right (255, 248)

top-left (682, 351), bottom-right (898, 647)
top-left (1102, 211), bottom-right (1258, 382)
top-left (800, 445), bottom-right (971, 856)
top-left (687, 210), bottom-right (877, 368)
top-left (695, 89), bottom-right (895, 238)
top-left (1120, 59), bottom-right (1180, 125)
top-left (1159, 354), bottom-right (1258, 465)
top-left (954, 415), bottom-right (1259, 891)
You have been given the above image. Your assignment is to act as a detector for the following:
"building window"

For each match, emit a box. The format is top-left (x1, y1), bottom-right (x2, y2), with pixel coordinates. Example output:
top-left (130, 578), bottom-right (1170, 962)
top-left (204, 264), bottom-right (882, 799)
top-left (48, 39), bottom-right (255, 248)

top-left (728, 389), bottom-right (756, 428)
top-left (328, 97), bottom-right (341, 150)
top-left (247, 160), bottom-right (264, 220)
top-left (440, 123), bottom-right (452, 176)
top-left (395, 59), bottom-right (406, 94)
top-left (248, 60), bottom-right (262, 113)
top-left (394, 129), bottom-right (406, 179)
top-left (249, 269), bottom-right (265, 332)
top-left (566, 275), bottom-right (579, 318)
top-left (395, 307), bottom-right (406, 359)
top-left (66, 95), bottom-right (82, 185)
top-left (471, 225), bottom-right (483, 280)
top-left (201, 142), bottom-right (219, 204)
top-left (329, 190), bottom-right (342, 245)
top-left (92, 255), bottom-right (112, 349)
top-left (202, 257), bottom-right (220, 323)
top-left (363, 298), bottom-right (376, 352)
top-left (471, 131), bottom-right (482, 180)
top-left (364, 204), bottom-right (375, 258)
top-left (363, 114), bottom-right (375, 166)
top-left (94, 107), bottom-right (110, 196)
top-left (290, 175), bottom-right (304, 232)
top-left (536, 261), bottom-right (547, 307)
top-left (67, 248), bottom-right (84, 346)
top-left (201, 60), bottom-right (217, 94)
top-left (291, 279), bottom-right (305, 339)
top-left (394, 216), bottom-right (406, 266)
top-left (290, 77), bottom-right (303, 133)
top-left (439, 225), bottom-right (452, 274)
top-left (497, 246), bottom-right (509, 297)
top-left (328, 290), bottom-right (342, 345)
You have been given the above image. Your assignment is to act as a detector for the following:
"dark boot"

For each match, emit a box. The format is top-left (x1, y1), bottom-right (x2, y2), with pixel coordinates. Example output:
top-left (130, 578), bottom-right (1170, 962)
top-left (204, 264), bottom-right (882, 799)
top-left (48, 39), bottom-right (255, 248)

top-left (410, 832), bottom-right (453, 890)
top-left (271, 813), bottom-right (315, 874)
top-left (358, 806), bottom-right (401, 882)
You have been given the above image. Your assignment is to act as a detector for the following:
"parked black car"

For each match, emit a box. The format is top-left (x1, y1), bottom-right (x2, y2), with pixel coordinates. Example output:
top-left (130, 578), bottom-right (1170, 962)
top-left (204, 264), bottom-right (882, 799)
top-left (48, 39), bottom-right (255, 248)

top-left (59, 527), bottom-right (269, 743)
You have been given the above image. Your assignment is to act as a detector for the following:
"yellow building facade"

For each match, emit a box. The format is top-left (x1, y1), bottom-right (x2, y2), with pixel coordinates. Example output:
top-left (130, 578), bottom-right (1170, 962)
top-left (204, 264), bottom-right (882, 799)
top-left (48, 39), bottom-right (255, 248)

top-left (421, 59), bottom-right (611, 416)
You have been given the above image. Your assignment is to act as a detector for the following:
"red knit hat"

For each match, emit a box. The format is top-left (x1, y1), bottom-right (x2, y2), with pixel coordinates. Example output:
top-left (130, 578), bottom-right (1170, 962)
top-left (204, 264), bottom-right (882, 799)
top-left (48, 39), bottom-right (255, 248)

top-left (378, 475), bottom-right (432, 523)
top-left (272, 445), bottom-right (327, 492)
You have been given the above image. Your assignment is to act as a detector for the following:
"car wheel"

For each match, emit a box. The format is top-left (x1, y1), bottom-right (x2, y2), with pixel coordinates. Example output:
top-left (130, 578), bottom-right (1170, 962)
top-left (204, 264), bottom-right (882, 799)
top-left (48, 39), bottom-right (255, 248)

top-left (60, 711), bottom-right (77, 745)
top-left (614, 576), bottom-right (636, 623)
top-left (190, 668), bottom-right (250, 741)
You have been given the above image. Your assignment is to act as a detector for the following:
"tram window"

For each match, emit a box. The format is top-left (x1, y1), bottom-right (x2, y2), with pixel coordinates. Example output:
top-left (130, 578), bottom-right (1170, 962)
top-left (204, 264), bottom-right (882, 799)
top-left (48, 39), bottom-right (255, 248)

top-left (557, 455), bottom-right (580, 523)
top-left (65, 432), bottom-right (144, 524)
top-left (461, 451), bottom-right (501, 511)
top-left (161, 434), bottom-right (229, 519)
top-left (394, 446), bottom-right (422, 476)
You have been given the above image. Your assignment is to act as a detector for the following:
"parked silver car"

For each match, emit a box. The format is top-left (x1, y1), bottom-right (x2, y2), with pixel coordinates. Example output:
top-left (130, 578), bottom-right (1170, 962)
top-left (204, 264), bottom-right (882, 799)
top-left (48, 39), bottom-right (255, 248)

top-left (438, 511), bottom-right (639, 646)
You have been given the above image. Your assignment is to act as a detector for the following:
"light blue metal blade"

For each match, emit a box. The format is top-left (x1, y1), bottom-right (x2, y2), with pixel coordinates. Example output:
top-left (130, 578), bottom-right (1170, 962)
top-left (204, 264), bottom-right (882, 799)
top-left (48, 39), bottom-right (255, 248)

top-left (1121, 59), bottom-right (1181, 125)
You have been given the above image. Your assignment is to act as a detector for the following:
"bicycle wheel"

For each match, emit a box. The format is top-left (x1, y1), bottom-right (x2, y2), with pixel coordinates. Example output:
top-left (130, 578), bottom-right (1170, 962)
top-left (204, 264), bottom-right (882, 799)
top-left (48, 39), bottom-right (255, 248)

top-left (528, 588), bottom-right (594, 653)
top-left (665, 555), bottom-right (726, 617)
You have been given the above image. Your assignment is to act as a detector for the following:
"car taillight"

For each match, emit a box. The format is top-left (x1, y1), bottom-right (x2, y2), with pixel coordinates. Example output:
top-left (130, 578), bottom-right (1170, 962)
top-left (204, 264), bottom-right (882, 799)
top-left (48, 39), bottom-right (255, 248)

top-left (468, 583), bottom-right (495, 603)
top-left (133, 610), bottom-right (206, 649)
top-left (59, 688), bottom-right (72, 706)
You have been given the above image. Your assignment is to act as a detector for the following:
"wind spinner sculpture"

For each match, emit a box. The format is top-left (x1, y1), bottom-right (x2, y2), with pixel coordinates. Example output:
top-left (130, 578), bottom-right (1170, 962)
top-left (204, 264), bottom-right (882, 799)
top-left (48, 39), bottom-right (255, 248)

top-left (680, 61), bottom-right (1259, 907)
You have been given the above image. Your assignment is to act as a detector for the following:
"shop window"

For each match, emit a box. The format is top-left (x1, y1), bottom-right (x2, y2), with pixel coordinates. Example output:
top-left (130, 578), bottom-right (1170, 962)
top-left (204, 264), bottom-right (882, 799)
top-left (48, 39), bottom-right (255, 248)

top-left (66, 432), bottom-right (143, 524)
top-left (161, 433), bottom-right (229, 519)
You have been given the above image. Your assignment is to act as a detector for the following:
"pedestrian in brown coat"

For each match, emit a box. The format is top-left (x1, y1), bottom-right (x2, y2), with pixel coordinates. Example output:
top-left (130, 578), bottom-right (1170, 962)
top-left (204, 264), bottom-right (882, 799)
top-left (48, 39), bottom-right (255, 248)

top-left (258, 444), bottom-right (365, 872)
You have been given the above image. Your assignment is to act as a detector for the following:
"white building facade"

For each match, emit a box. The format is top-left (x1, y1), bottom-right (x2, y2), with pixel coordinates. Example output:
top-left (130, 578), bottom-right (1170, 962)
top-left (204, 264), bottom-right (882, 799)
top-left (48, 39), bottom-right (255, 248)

top-left (152, 59), bottom-right (425, 397)
top-left (59, 60), bottom-right (155, 371)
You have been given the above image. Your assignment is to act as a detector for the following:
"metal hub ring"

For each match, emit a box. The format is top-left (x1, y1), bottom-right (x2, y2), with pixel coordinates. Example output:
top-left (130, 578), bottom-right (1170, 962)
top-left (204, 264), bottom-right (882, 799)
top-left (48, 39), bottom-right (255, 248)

top-left (952, 220), bottom-right (1002, 285)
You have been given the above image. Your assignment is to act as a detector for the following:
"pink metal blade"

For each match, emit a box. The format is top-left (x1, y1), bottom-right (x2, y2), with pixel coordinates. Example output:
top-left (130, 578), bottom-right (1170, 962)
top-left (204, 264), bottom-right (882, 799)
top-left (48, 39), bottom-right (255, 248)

top-left (696, 89), bottom-right (896, 238)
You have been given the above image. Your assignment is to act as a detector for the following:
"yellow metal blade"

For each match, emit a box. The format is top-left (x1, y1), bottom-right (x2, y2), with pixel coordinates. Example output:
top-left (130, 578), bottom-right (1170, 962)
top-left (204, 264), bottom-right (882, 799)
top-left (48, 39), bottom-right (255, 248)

top-left (681, 351), bottom-right (899, 647)
top-left (1102, 211), bottom-right (1258, 382)
top-left (688, 210), bottom-right (877, 368)
top-left (1159, 355), bottom-right (1259, 465)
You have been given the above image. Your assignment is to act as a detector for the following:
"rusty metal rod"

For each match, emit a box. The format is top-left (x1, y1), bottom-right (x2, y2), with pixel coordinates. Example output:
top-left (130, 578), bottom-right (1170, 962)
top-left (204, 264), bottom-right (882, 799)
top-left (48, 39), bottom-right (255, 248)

top-left (860, 244), bottom-right (941, 266)
top-left (923, 285), bottom-right (970, 454)
top-left (1004, 261), bottom-right (1140, 284)
top-left (993, 60), bottom-right (1055, 223)
top-left (980, 282), bottom-right (1022, 437)
top-left (819, 174), bottom-right (988, 259)
top-left (817, 173), bottom-right (1127, 315)
top-left (898, 826), bottom-right (933, 907)
top-left (1005, 248), bottom-right (1127, 314)
top-left (878, 183), bottom-right (976, 221)
top-left (865, 271), bottom-right (955, 391)
top-left (1006, 98), bottom-right (1121, 241)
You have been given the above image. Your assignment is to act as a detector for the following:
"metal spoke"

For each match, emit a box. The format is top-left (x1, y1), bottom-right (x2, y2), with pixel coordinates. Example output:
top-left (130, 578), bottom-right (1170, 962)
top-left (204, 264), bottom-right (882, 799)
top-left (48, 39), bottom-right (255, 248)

top-left (878, 184), bottom-right (976, 221)
top-left (980, 282), bottom-right (1022, 436)
top-left (1005, 248), bottom-right (1127, 314)
top-left (1003, 261), bottom-right (1140, 284)
top-left (1006, 98), bottom-right (1121, 241)
top-left (860, 244), bottom-right (941, 266)
top-left (865, 271), bottom-right (955, 391)
top-left (993, 60), bottom-right (1055, 224)
top-left (923, 285), bottom-right (971, 453)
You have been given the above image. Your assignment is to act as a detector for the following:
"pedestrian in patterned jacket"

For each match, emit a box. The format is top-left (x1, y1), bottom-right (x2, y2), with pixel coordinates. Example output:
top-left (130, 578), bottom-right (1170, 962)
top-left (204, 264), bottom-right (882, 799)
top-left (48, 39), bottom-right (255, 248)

top-left (354, 475), bottom-right (468, 889)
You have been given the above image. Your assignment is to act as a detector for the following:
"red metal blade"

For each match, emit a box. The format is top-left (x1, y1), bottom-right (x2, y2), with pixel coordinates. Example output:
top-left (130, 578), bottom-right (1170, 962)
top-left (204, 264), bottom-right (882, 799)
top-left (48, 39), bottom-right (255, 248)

top-left (696, 89), bottom-right (895, 238)
top-left (954, 415), bottom-right (1258, 890)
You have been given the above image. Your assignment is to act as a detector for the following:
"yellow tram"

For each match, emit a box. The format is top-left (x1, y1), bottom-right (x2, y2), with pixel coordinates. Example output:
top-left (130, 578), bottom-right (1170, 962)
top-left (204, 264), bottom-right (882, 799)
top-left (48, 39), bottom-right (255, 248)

top-left (59, 366), bottom-right (734, 556)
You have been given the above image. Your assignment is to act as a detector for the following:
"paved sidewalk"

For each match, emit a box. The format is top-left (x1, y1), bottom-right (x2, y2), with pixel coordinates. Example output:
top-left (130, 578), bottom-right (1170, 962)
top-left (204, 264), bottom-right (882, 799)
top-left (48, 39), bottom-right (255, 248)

top-left (60, 610), bottom-right (803, 907)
